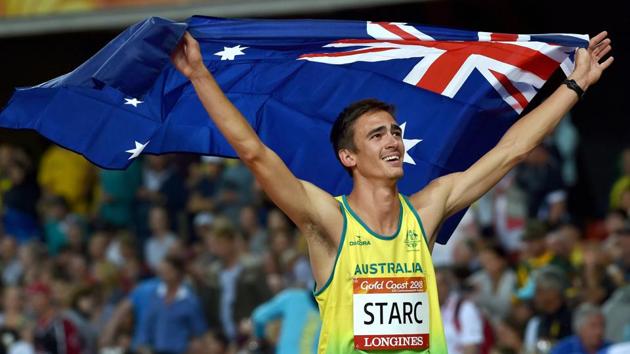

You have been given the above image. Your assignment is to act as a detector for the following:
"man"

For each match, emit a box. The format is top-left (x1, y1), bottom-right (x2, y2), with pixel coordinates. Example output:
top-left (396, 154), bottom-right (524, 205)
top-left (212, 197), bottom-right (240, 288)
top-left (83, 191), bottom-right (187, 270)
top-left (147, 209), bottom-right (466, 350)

top-left (516, 220), bottom-right (573, 298)
top-left (171, 30), bottom-right (612, 353)
top-left (249, 286), bottom-right (321, 354)
top-left (523, 266), bottom-right (573, 353)
top-left (193, 217), bottom-right (271, 343)
top-left (136, 256), bottom-right (207, 354)
top-left (550, 303), bottom-right (611, 354)
top-left (27, 282), bottom-right (82, 354)
top-left (99, 277), bottom-right (160, 351)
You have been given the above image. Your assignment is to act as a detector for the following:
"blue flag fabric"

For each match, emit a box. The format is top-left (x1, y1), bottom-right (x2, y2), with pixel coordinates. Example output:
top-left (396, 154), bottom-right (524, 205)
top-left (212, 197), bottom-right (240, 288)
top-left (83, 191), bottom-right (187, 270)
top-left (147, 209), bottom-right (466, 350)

top-left (0, 16), bottom-right (589, 244)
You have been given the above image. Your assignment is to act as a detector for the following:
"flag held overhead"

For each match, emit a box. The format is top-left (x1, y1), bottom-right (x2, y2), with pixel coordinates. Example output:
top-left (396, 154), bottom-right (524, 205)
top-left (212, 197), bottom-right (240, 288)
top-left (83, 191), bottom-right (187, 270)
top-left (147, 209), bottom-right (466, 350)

top-left (0, 16), bottom-right (588, 243)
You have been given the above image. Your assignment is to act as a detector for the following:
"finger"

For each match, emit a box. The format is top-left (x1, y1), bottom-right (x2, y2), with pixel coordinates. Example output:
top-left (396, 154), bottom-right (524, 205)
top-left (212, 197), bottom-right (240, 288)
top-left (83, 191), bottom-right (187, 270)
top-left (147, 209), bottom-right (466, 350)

top-left (592, 38), bottom-right (611, 53)
top-left (589, 31), bottom-right (608, 47)
top-left (170, 41), bottom-right (185, 60)
top-left (593, 43), bottom-right (611, 58)
top-left (595, 45), bottom-right (612, 61)
top-left (599, 56), bottom-right (614, 70)
top-left (184, 32), bottom-right (200, 50)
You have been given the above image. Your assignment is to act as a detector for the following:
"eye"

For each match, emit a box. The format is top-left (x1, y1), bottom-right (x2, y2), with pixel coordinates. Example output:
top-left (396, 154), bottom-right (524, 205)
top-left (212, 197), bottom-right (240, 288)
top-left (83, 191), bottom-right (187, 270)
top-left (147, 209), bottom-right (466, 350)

top-left (371, 133), bottom-right (382, 140)
top-left (392, 131), bottom-right (402, 137)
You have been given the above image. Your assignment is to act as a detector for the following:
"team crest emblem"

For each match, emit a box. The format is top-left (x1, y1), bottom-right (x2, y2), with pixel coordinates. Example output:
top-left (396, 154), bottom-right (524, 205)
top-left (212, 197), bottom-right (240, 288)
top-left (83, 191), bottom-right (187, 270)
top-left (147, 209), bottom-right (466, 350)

top-left (405, 230), bottom-right (420, 251)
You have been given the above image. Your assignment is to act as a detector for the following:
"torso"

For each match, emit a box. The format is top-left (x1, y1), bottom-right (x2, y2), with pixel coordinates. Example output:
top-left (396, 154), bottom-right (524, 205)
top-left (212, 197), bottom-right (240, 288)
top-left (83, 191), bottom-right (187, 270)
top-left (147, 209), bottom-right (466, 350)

top-left (313, 194), bottom-right (447, 353)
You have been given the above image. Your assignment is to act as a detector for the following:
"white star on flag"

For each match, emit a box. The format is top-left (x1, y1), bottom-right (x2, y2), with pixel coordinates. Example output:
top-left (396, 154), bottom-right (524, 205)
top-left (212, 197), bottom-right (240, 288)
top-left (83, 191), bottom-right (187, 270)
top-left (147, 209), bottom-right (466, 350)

top-left (124, 98), bottom-right (143, 107)
top-left (400, 122), bottom-right (422, 165)
top-left (125, 141), bottom-right (149, 160)
top-left (214, 45), bottom-right (248, 61)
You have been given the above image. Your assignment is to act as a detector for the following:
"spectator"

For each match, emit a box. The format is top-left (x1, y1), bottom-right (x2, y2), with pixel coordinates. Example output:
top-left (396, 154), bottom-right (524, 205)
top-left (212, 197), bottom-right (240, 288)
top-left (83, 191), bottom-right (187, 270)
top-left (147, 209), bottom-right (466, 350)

top-left (515, 144), bottom-right (567, 225)
top-left (186, 157), bottom-right (223, 216)
top-left (604, 209), bottom-right (627, 238)
top-left (579, 243), bottom-right (618, 305)
top-left (216, 161), bottom-right (253, 223)
top-left (100, 277), bottom-right (160, 351)
top-left (41, 196), bottom-right (72, 256)
top-left (0, 237), bottom-right (23, 286)
top-left (0, 286), bottom-right (28, 333)
top-left (468, 244), bottom-right (517, 322)
top-left (136, 156), bottom-right (187, 238)
top-left (88, 232), bottom-right (115, 279)
top-left (37, 146), bottom-right (93, 215)
top-left (239, 205), bottom-right (267, 255)
top-left (97, 162), bottom-right (142, 228)
top-left (476, 172), bottom-right (527, 256)
top-left (2, 157), bottom-right (40, 243)
top-left (196, 217), bottom-right (271, 343)
top-left (550, 303), bottom-right (611, 354)
top-left (523, 266), bottom-right (573, 353)
top-left (516, 221), bottom-right (572, 297)
top-left (437, 267), bottom-right (484, 354)
top-left (607, 222), bottom-right (630, 286)
top-left (191, 212), bottom-right (214, 246)
top-left (144, 206), bottom-right (177, 273)
top-left (136, 256), bottom-right (207, 354)
top-left (26, 282), bottom-right (82, 354)
top-left (264, 227), bottom-right (312, 291)
top-left (63, 287), bottom-right (101, 354)
top-left (602, 285), bottom-right (630, 343)
top-left (249, 287), bottom-right (320, 354)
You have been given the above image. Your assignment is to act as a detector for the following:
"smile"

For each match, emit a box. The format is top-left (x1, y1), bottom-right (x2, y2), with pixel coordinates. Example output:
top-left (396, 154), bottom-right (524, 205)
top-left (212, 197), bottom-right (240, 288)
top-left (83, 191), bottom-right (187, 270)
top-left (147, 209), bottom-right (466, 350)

top-left (382, 155), bottom-right (400, 162)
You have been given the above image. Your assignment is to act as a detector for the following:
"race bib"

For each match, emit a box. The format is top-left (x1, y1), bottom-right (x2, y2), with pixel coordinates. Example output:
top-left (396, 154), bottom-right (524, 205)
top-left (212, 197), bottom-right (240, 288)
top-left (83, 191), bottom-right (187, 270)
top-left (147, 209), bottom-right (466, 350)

top-left (353, 277), bottom-right (429, 351)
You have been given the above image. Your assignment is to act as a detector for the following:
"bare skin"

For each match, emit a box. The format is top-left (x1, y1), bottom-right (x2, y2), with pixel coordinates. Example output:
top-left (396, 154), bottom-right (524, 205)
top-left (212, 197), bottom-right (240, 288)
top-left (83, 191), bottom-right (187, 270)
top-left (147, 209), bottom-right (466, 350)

top-left (171, 31), bottom-right (613, 291)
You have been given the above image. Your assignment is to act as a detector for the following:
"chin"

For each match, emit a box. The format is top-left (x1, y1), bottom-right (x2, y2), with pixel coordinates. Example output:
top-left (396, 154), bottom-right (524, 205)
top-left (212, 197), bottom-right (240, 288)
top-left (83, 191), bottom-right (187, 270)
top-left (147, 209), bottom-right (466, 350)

top-left (387, 167), bottom-right (404, 180)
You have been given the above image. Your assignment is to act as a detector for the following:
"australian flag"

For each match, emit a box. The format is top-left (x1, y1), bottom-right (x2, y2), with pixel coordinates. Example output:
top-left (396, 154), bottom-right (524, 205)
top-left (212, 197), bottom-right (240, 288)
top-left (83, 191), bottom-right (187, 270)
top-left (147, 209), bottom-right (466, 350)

top-left (0, 16), bottom-right (589, 243)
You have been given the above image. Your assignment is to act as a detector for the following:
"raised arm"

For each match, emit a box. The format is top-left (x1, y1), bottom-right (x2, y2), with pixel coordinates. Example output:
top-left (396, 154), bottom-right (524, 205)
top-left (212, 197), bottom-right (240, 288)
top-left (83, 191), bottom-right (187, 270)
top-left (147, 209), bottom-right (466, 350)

top-left (171, 33), bottom-right (342, 244)
top-left (410, 31), bottom-right (613, 244)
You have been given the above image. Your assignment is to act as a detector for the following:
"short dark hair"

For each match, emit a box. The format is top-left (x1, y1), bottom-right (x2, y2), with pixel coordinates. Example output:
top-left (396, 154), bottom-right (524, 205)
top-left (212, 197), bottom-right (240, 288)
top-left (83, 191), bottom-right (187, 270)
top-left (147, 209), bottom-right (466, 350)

top-left (163, 255), bottom-right (187, 276)
top-left (330, 99), bottom-right (396, 175)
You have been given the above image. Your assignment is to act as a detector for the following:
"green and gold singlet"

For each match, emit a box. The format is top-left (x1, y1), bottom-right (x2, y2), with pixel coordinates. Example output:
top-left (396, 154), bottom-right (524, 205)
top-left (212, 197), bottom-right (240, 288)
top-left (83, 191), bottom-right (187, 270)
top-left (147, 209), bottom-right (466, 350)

top-left (314, 194), bottom-right (448, 353)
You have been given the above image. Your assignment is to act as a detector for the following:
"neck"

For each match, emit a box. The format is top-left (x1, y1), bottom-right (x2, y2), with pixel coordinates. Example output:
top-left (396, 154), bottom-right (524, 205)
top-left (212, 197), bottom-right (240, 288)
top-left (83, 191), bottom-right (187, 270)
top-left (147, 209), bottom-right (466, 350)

top-left (347, 180), bottom-right (400, 236)
top-left (166, 280), bottom-right (181, 292)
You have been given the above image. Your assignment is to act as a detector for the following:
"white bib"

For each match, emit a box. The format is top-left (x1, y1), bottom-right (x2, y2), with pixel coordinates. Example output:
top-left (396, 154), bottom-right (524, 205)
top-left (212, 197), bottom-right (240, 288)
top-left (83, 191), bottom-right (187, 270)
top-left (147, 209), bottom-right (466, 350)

top-left (353, 277), bottom-right (430, 351)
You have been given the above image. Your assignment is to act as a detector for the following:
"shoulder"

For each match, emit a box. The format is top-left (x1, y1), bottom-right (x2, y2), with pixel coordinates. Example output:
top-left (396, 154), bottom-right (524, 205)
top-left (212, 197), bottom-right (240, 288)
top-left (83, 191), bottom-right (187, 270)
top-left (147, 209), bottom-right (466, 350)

top-left (457, 298), bottom-right (482, 321)
top-left (550, 335), bottom-right (578, 354)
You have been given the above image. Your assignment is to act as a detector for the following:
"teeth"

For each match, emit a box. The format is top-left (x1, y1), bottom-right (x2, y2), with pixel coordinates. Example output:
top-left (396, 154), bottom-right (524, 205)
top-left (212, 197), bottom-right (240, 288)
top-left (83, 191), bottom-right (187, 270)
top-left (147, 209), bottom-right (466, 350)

top-left (383, 156), bottom-right (399, 161)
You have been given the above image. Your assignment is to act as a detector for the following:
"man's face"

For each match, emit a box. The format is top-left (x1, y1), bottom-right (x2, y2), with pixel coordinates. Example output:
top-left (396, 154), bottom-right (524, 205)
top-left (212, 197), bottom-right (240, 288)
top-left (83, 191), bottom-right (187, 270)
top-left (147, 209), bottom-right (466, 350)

top-left (617, 232), bottom-right (630, 256)
top-left (344, 110), bottom-right (404, 180)
top-left (578, 313), bottom-right (605, 349)
top-left (523, 239), bottom-right (547, 258)
top-left (27, 293), bottom-right (49, 316)
top-left (534, 286), bottom-right (562, 314)
top-left (158, 261), bottom-right (179, 284)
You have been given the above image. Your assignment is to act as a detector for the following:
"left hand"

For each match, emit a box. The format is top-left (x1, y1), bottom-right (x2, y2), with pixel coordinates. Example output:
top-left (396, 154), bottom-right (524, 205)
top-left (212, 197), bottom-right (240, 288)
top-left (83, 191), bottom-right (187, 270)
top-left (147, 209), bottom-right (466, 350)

top-left (569, 31), bottom-right (614, 90)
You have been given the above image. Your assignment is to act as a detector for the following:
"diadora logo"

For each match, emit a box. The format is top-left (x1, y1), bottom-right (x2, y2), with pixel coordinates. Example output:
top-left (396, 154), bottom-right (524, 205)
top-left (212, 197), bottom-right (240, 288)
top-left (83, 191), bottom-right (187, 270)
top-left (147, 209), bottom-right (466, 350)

top-left (349, 235), bottom-right (371, 247)
top-left (405, 230), bottom-right (420, 251)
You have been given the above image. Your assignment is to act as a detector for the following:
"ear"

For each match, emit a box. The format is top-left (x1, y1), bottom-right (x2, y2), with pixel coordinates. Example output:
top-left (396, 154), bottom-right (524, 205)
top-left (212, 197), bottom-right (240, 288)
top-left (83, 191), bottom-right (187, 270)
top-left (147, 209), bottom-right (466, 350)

top-left (338, 148), bottom-right (356, 169)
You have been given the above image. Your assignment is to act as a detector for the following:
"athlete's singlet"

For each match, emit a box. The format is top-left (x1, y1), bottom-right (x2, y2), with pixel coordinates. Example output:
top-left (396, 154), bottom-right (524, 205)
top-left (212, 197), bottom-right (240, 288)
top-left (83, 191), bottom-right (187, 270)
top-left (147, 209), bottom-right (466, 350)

top-left (314, 194), bottom-right (448, 354)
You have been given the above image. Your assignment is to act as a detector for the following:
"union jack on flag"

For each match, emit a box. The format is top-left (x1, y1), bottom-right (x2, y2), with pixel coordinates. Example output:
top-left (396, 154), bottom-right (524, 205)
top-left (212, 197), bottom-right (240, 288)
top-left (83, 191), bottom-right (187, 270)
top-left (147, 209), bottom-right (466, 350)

top-left (299, 21), bottom-right (587, 113)
top-left (0, 16), bottom-right (589, 242)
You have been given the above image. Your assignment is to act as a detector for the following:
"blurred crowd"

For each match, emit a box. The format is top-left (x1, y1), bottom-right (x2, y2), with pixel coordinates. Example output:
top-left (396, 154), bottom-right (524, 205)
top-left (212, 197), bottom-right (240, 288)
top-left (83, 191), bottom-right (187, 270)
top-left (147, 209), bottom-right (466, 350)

top-left (0, 136), bottom-right (628, 354)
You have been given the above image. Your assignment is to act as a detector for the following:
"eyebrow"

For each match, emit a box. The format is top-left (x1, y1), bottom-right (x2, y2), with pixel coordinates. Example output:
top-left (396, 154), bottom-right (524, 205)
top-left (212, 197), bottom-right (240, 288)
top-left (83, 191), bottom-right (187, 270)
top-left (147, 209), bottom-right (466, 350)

top-left (391, 124), bottom-right (402, 133)
top-left (366, 125), bottom-right (387, 138)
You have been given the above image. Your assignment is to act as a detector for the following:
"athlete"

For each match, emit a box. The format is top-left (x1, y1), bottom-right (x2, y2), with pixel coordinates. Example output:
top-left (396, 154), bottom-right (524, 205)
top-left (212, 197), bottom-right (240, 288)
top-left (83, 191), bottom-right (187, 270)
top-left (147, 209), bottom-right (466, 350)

top-left (171, 31), bottom-right (613, 353)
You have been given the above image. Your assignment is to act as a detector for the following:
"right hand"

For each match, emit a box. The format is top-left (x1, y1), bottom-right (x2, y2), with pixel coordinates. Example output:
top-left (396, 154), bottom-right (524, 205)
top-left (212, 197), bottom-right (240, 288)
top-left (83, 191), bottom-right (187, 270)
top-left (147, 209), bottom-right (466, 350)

top-left (171, 32), bottom-right (209, 80)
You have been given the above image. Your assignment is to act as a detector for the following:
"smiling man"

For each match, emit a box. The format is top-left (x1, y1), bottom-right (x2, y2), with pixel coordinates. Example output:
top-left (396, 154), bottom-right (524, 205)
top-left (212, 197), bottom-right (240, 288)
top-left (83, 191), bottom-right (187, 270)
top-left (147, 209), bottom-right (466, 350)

top-left (171, 30), bottom-right (612, 353)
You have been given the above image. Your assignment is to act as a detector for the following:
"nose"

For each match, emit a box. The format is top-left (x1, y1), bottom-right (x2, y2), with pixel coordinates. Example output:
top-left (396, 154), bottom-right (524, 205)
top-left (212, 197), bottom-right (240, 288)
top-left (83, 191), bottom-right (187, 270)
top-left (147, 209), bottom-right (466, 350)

top-left (384, 132), bottom-right (400, 150)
